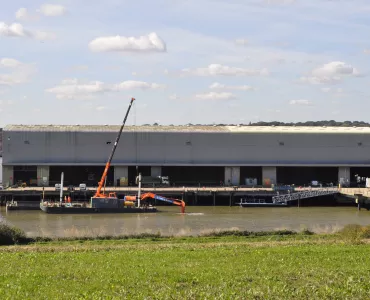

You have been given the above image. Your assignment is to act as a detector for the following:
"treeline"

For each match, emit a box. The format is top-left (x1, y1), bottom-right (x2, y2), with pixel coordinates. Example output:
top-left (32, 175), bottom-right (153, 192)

top-left (146, 121), bottom-right (370, 127)
top-left (247, 120), bottom-right (370, 127)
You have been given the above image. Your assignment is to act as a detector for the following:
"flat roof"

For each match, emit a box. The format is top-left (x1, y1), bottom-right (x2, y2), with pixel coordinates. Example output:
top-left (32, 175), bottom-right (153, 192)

top-left (3, 124), bottom-right (370, 134)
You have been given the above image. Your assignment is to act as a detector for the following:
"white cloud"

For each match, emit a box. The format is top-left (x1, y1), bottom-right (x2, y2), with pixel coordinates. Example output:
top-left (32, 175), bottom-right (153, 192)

top-left (0, 58), bottom-right (36, 86)
top-left (0, 22), bottom-right (55, 40)
top-left (169, 94), bottom-right (180, 100)
top-left (89, 32), bottom-right (167, 53)
top-left (177, 64), bottom-right (269, 77)
top-left (38, 4), bottom-right (67, 17)
top-left (289, 99), bottom-right (313, 106)
top-left (195, 92), bottom-right (237, 100)
top-left (299, 61), bottom-right (361, 85)
top-left (0, 22), bottom-right (28, 37)
top-left (16, 5), bottom-right (65, 21)
top-left (96, 106), bottom-right (106, 111)
top-left (235, 38), bottom-right (249, 46)
top-left (321, 87), bottom-right (344, 93)
top-left (364, 49), bottom-right (370, 55)
top-left (46, 79), bottom-right (166, 99)
top-left (0, 58), bottom-right (22, 68)
top-left (115, 80), bottom-right (165, 90)
top-left (312, 61), bottom-right (360, 77)
top-left (15, 8), bottom-right (39, 21)
top-left (298, 76), bottom-right (341, 85)
top-left (209, 82), bottom-right (254, 91)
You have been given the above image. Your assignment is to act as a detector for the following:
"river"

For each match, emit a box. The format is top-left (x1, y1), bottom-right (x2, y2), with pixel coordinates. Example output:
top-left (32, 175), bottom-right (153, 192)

top-left (1, 206), bottom-right (370, 237)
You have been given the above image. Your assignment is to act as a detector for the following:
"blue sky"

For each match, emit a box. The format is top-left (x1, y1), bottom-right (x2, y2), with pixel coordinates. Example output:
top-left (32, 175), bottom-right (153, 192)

top-left (0, 0), bottom-right (370, 126)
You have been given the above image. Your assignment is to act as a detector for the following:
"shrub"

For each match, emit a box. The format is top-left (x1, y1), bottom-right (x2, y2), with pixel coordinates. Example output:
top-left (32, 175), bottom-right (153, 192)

top-left (0, 222), bottom-right (28, 245)
top-left (337, 224), bottom-right (370, 241)
top-left (199, 229), bottom-right (297, 237)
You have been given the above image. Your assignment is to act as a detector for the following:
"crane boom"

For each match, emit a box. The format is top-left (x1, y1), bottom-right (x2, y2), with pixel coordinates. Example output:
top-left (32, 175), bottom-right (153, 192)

top-left (94, 97), bottom-right (135, 198)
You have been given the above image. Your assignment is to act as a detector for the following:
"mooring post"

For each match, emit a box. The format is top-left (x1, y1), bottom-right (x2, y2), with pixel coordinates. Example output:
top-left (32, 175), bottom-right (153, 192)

top-left (229, 192), bottom-right (233, 207)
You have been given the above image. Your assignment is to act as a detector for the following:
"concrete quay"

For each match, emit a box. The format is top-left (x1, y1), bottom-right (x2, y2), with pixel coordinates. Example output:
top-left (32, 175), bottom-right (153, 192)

top-left (0, 186), bottom-right (367, 207)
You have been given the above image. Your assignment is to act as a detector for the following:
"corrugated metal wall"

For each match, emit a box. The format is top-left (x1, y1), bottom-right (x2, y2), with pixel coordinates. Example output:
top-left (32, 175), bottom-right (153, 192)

top-left (3, 130), bottom-right (370, 166)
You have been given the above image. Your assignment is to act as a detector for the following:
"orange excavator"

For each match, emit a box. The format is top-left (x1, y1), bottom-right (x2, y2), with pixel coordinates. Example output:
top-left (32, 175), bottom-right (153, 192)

top-left (92, 97), bottom-right (186, 213)
top-left (124, 193), bottom-right (186, 214)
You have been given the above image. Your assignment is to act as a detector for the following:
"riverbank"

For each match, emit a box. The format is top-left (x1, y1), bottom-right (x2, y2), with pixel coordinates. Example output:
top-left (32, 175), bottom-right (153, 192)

top-left (1, 224), bottom-right (370, 298)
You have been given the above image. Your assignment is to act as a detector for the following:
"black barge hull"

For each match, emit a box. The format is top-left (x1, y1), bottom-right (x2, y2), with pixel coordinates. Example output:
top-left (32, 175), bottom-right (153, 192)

top-left (40, 205), bottom-right (157, 214)
top-left (7, 206), bottom-right (41, 211)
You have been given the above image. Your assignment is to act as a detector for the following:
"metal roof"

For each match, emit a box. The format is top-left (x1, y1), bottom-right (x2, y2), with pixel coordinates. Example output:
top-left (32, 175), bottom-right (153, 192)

top-left (3, 124), bottom-right (370, 134)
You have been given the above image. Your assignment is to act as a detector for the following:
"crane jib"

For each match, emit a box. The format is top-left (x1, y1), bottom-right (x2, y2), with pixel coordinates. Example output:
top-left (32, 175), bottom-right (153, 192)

top-left (94, 97), bottom-right (135, 198)
top-left (105, 99), bottom-right (134, 166)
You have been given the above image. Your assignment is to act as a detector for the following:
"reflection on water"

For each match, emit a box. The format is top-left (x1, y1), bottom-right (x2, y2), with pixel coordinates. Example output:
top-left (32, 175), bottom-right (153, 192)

top-left (1, 206), bottom-right (369, 238)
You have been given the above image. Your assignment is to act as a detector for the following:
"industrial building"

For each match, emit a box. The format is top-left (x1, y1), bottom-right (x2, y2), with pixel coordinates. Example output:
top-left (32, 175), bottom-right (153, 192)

top-left (2, 125), bottom-right (370, 188)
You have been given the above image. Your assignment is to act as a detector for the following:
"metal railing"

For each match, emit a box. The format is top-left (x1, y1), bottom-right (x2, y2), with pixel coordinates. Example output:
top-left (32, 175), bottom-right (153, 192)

top-left (272, 188), bottom-right (339, 203)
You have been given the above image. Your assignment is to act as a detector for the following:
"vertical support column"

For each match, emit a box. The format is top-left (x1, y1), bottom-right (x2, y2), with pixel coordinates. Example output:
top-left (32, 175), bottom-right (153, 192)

top-left (151, 166), bottom-right (162, 177)
top-left (338, 167), bottom-right (350, 187)
top-left (229, 192), bottom-right (233, 206)
top-left (114, 166), bottom-right (128, 187)
top-left (224, 167), bottom-right (231, 185)
top-left (37, 166), bottom-right (50, 186)
top-left (2, 166), bottom-right (13, 188)
top-left (213, 192), bottom-right (216, 206)
top-left (231, 167), bottom-right (240, 186)
top-left (262, 166), bottom-right (277, 187)
top-left (225, 167), bottom-right (240, 185)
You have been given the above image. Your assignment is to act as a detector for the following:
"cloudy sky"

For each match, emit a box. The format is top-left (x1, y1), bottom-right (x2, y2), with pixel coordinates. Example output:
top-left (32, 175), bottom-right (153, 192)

top-left (0, 0), bottom-right (369, 126)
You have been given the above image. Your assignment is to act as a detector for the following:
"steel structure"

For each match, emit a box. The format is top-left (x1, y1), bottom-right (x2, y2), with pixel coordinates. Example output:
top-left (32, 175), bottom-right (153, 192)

top-left (272, 188), bottom-right (339, 203)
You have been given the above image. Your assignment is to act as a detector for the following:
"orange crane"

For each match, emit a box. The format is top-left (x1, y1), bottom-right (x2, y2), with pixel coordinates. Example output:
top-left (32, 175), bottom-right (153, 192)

top-left (92, 97), bottom-right (186, 213)
top-left (94, 97), bottom-right (135, 199)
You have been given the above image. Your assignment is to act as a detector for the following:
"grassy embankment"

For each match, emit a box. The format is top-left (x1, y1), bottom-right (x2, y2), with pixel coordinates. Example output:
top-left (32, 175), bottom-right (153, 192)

top-left (1, 223), bottom-right (370, 299)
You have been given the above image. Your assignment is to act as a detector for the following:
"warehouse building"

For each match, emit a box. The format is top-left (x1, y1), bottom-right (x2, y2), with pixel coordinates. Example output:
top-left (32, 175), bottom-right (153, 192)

top-left (2, 125), bottom-right (370, 188)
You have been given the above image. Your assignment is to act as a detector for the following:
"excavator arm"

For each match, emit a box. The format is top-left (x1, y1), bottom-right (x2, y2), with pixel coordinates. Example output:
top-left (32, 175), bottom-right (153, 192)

top-left (125, 192), bottom-right (186, 213)
top-left (94, 97), bottom-right (135, 198)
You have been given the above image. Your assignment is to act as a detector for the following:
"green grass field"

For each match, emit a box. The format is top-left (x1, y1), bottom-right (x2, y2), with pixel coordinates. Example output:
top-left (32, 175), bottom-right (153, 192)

top-left (1, 231), bottom-right (370, 299)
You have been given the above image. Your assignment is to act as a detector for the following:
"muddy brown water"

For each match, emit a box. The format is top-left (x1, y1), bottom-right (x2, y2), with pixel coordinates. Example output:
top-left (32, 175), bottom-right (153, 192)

top-left (1, 206), bottom-right (370, 238)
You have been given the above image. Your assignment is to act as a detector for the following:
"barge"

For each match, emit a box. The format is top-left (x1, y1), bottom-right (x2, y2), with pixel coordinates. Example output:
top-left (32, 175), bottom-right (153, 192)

top-left (6, 201), bottom-right (40, 211)
top-left (40, 200), bottom-right (157, 214)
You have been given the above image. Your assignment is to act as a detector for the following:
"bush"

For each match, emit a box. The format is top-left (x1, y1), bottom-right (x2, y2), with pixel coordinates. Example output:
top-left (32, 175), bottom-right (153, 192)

top-left (0, 222), bottom-right (28, 245)
top-left (338, 224), bottom-right (370, 241)
top-left (199, 229), bottom-right (298, 237)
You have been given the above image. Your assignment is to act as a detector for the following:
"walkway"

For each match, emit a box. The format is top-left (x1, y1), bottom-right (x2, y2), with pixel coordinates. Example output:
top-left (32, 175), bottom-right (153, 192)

top-left (272, 188), bottom-right (339, 203)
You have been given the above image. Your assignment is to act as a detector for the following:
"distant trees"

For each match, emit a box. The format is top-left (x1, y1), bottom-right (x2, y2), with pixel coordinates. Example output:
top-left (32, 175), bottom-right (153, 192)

top-left (246, 120), bottom-right (370, 127)
top-left (135, 121), bottom-right (370, 127)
